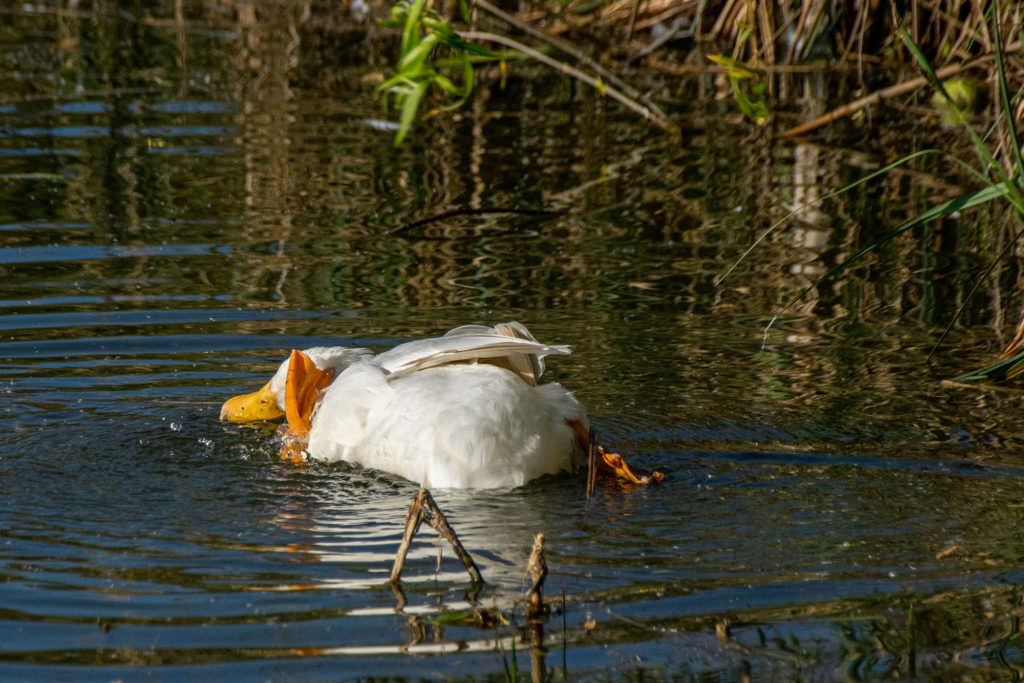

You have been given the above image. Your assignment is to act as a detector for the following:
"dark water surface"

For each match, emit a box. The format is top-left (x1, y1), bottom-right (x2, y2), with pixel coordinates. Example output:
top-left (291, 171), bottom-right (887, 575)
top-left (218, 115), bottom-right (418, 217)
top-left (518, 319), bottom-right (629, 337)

top-left (4, 3), bottom-right (1024, 680)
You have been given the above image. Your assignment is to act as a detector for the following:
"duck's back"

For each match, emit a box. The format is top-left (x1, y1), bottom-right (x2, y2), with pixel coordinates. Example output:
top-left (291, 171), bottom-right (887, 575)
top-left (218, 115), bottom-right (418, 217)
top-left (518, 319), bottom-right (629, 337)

top-left (307, 363), bottom-right (586, 488)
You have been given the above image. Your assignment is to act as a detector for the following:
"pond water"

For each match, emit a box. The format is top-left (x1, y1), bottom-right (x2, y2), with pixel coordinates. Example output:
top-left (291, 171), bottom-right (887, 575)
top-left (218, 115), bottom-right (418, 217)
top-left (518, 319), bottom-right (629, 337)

top-left (4, 2), bottom-right (1024, 679)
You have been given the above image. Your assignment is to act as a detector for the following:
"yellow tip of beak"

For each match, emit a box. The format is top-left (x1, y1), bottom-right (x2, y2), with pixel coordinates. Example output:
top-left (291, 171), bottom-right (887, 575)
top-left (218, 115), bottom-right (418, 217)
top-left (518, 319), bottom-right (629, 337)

top-left (220, 380), bottom-right (285, 422)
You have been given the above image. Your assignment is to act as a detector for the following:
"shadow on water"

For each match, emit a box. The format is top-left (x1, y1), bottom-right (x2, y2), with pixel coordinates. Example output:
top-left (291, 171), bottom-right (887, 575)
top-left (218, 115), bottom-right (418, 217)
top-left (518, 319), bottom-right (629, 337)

top-left (3, 1), bottom-right (1024, 679)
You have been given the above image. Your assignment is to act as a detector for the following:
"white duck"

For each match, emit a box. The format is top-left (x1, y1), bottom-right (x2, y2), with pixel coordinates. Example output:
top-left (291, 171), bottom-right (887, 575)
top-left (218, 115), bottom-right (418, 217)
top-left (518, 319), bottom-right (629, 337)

top-left (221, 322), bottom-right (659, 489)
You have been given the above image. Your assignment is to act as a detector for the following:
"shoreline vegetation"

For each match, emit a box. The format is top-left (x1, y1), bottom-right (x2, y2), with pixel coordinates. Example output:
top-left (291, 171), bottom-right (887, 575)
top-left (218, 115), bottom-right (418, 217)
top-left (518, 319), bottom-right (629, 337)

top-left (377, 0), bottom-right (1023, 142)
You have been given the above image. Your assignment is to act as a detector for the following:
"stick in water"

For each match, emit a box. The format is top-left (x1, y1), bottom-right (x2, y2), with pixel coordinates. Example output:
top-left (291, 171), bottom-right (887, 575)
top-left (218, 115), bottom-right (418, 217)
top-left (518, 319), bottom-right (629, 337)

top-left (391, 489), bottom-right (483, 585)
top-left (525, 532), bottom-right (548, 620)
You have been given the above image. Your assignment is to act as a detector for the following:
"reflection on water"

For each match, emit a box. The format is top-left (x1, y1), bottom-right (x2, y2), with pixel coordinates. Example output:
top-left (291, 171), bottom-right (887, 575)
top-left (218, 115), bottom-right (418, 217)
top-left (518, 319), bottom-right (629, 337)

top-left (3, 1), bottom-right (1024, 679)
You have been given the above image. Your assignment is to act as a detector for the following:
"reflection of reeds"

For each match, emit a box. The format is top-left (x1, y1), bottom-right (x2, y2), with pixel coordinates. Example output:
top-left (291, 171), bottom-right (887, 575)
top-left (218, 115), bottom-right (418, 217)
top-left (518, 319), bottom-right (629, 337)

top-left (5, 1), bottom-right (1022, 340)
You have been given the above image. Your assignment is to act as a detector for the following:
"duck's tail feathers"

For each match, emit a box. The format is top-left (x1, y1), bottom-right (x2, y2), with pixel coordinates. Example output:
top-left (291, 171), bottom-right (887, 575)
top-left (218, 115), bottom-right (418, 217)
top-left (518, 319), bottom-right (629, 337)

top-left (375, 321), bottom-right (570, 385)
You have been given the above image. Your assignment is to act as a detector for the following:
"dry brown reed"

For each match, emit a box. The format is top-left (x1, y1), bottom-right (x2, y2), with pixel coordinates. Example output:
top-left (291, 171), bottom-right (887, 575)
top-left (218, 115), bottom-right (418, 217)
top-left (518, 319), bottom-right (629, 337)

top-left (521, 0), bottom-right (1023, 68)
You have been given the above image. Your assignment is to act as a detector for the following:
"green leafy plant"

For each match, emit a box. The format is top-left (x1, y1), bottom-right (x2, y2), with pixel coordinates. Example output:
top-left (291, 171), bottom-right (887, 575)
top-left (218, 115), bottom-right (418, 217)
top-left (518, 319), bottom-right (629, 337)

top-left (706, 53), bottom-right (769, 125)
top-left (379, 0), bottom-right (681, 143)
top-left (378, 0), bottom-right (501, 145)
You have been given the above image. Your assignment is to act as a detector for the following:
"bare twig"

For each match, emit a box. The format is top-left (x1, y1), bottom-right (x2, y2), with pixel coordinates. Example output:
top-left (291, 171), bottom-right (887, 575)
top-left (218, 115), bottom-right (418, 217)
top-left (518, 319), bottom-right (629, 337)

top-left (708, 0), bottom-right (739, 40)
top-left (633, 0), bottom-right (693, 32)
top-left (635, 11), bottom-right (690, 59)
top-left (780, 45), bottom-right (1020, 137)
top-left (586, 427), bottom-right (597, 500)
top-left (390, 490), bottom-right (427, 583)
top-left (390, 489), bottom-right (483, 585)
top-left (525, 532), bottom-right (548, 620)
top-left (626, 0), bottom-right (641, 41)
top-left (472, 0), bottom-right (650, 108)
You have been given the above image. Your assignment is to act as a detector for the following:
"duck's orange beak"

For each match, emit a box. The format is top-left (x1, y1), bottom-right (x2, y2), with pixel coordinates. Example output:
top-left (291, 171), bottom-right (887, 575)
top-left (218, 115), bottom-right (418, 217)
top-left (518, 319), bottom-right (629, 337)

top-left (280, 349), bottom-right (334, 465)
top-left (220, 380), bottom-right (284, 422)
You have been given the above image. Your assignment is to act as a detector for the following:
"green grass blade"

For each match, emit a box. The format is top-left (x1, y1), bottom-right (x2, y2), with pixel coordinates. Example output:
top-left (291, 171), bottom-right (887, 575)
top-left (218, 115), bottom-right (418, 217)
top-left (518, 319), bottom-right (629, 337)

top-left (435, 51), bottom-right (517, 68)
top-left (395, 80), bottom-right (428, 146)
top-left (899, 28), bottom-right (1010, 188)
top-left (950, 353), bottom-right (1024, 383)
top-left (462, 50), bottom-right (474, 95)
top-left (432, 73), bottom-right (461, 96)
top-left (378, 73), bottom-right (416, 92)
top-left (446, 34), bottom-right (502, 58)
top-left (929, 217), bottom-right (1024, 363)
top-left (991, 0), bottom-right (1023, 178)
top-left (902, 25), bottom-right (1024, 221)
top-left (420, 16), bottom-right (456, 39)
top-left (399, 32), bottom-right (440, 73)
top-left (419, 19), bottom-right (501, 58)
top-left (378, 2), bottom-right (408, 29)
top-left (729, 77), bottom-right (767, 124)
top-left (429, 55), bottom-right (472, 104)
top-left (401, 0), bottom-right (427, 56)
top-left (430, 610), bottom-right (475, 625)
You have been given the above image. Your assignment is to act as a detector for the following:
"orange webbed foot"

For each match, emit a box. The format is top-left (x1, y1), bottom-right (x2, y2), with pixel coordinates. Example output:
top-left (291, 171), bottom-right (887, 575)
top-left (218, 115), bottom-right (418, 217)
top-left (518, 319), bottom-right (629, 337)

top-left (567, 419), bottom-right (664, 489)
top-left (596, 446), bottom-right (664, 485)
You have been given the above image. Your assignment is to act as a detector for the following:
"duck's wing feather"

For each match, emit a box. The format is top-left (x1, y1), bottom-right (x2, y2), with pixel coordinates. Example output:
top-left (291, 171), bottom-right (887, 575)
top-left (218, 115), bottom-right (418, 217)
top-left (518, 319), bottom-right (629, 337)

top-left (374, 322), bottom-right (569, 385)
